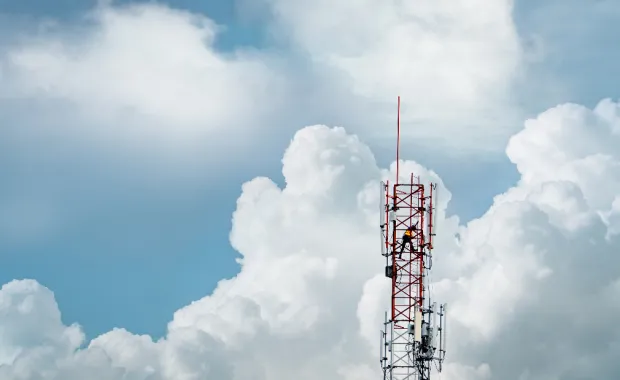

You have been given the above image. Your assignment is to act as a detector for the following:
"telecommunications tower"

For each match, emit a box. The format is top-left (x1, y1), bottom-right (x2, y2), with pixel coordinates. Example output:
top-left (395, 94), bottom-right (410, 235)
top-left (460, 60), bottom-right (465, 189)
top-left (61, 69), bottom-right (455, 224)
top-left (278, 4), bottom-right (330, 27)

top-left (378, 97), bottom-right (447, 380)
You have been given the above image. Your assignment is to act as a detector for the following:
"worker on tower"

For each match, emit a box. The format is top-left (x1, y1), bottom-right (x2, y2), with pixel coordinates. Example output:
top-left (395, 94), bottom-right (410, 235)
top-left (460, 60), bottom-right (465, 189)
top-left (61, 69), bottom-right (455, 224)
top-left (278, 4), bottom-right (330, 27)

top-left (397, 224), bottom-right (416, 259)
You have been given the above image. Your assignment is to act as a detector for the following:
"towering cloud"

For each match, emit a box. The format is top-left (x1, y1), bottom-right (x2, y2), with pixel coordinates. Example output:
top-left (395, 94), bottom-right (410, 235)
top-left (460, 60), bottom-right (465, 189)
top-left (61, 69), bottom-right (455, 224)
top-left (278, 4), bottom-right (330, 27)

top-left (2, 99), bottom-right (620, 379)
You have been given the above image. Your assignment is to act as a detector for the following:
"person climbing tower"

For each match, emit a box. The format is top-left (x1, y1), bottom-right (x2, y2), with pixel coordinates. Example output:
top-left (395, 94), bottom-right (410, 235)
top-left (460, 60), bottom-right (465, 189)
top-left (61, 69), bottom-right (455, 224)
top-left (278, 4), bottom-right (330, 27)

top-left (398, 224), bottom-right (416, 259)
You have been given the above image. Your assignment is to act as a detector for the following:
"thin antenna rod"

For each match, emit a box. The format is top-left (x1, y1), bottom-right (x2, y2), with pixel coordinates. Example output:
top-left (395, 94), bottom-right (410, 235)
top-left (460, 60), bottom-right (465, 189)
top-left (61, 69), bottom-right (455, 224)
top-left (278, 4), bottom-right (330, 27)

top-left (396, 96), bottom-right (401, 183)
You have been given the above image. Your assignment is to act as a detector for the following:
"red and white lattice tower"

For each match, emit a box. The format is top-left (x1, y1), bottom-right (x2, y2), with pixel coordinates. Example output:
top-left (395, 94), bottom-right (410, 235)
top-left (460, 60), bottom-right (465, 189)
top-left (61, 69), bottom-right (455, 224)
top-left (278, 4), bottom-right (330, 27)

top-left (378, 97), bottom-right (447, 380)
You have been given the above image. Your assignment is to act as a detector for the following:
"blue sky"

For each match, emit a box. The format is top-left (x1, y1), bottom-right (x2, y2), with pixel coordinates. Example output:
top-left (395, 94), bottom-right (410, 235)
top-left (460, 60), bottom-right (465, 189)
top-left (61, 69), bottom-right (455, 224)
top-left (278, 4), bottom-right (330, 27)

top-left (1, 0), bottom-right (618, 342)
top-left (512, 0), bottom-right (620, 110)
top-left (0, 0), bottom-right (266, 49)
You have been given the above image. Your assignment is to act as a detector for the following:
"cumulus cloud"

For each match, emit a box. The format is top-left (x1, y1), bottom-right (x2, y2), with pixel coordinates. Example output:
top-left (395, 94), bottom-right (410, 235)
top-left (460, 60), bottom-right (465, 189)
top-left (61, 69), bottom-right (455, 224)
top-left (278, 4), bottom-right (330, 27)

top-left (0, 0), bottom-right (534, 164)
top-left (0, 2), bottom-right (288, 245)
top-left (434, 99), bottom-right (620, 378)
top-left (0, 2), bottom-right (286, 162)
top-left (2, 98), bottom-right (620, 379)
top-left (261, 0), bottom-right (525, 149)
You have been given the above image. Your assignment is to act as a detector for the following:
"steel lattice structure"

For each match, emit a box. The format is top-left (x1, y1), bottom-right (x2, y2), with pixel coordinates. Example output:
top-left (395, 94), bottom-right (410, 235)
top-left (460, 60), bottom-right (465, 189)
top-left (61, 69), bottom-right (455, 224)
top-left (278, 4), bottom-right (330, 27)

top-left (378, 97), bottom-right (447, 380)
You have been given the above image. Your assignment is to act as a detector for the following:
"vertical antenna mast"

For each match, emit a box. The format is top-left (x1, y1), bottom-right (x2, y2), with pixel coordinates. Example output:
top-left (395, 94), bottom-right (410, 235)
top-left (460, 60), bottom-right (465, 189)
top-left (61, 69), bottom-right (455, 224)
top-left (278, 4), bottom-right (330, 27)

top-left (396, 95), bottom-right (401, 182)
top-left (378, 97), bottom-right (447, 380)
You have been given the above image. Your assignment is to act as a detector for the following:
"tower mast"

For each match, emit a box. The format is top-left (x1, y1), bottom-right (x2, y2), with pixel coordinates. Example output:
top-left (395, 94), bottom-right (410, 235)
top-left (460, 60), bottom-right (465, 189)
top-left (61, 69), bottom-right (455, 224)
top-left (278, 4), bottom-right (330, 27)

top-left (378, 96), bottom-right (447, 380)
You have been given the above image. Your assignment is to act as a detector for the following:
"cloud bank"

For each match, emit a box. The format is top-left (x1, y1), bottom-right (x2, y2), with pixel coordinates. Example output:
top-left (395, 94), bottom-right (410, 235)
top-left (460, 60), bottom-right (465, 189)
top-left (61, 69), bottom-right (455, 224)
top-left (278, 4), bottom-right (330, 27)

top-left (262, 0), bottom-right (525, 148)
top-left (0, 3), bottom-right (286, 171)
top-left (2, 98), bottom-right (620, 379)
top-left (0, 0), bottom-right (531, 257)
top-left (0, 0), bottom-right (530, 161)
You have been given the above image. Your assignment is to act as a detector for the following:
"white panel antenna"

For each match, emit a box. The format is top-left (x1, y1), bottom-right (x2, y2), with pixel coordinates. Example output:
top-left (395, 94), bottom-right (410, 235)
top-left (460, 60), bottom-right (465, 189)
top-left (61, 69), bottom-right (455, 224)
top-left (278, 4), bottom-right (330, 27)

top-left (430, 302), bottom-right (437, 348)
top-left (414, 306), bottom-right (422, 343)
top-left (379, 182), bottom-right (386, 257)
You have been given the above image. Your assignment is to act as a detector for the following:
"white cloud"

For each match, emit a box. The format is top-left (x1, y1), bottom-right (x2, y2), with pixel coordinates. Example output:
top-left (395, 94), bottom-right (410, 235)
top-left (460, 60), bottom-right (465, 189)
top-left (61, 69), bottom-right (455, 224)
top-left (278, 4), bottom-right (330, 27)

top-left (262, 0), bottom-right (525, 150)
top-left (0, 2), bottom-right (289, 244)
top-left (0, 0), bottom-right (532, 163)
top-left (0, 3), bottom-right (286, 161)
top-left (2, 98), bottom-right (620, 379)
